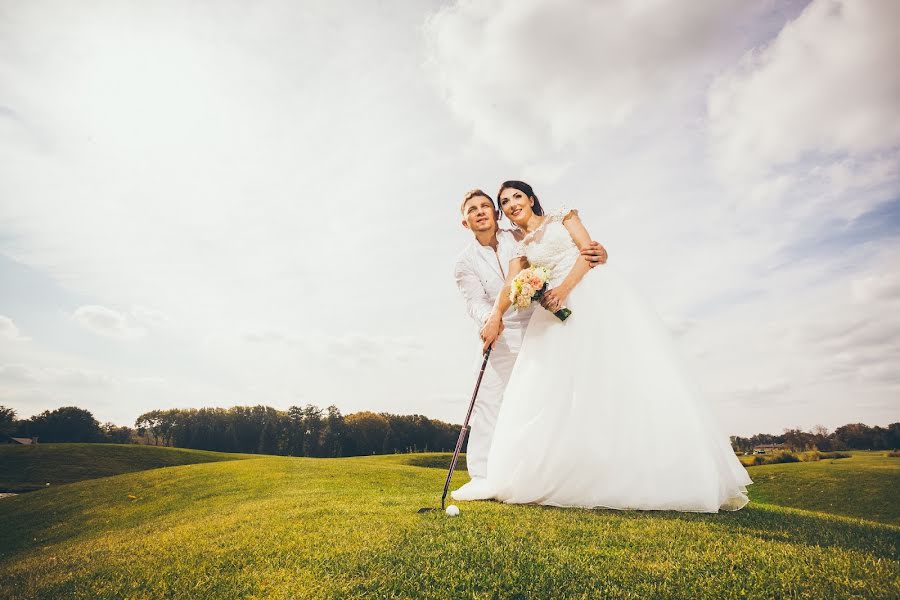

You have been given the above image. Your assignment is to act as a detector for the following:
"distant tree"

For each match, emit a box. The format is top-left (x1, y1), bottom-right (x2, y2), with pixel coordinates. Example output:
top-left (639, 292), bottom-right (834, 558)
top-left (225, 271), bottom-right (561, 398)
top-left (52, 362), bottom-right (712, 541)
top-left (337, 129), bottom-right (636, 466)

top-left (729, 422), bottom-right (900, 453)
top-left (27, 406), bottom-right (102, 442)
top-left (811, 424), bottom-right (829, 437)
top-left (223, 421), bottom-right (239, 453)
top-left (135, 410), bottom-right (165, 445)
top-left (870, 425), bottom-right (890, 450)
top-left (730, 436), bottom-right (751, 453)
top-left (834, 423), bottom-right (874, 450)
top-left (101, 422), bottom-right (134, 444)
top-left (253, 405), bottom-right (280, 455)
top-left (321, 405), bottom-right (346, 457)
top-left (344, 412), bottom-right (390, 455)
top-left (810, 425), bottom-right (832, 451)
top-left (432, 416), bottom-right (457, 451)
top-left (0, 406), bottom-right (16, 438)
top-left (887, 422), bottom-right (900, 450)
top-left (303, 405), bottom-right (326, 457)
top-left (286, 406), bottom-right (306, 456)
top-left (231, 406), bottom-right (260, 452)
top-left (782, 427), bottom-right (814, 451)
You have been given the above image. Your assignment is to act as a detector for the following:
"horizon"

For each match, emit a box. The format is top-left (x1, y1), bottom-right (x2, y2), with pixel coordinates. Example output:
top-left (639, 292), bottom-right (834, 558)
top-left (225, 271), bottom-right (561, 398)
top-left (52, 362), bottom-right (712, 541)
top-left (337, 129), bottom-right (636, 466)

top-left (7, 402), bottom-right (898, 439)
top-left (1, 0), bottom-right (898, 438)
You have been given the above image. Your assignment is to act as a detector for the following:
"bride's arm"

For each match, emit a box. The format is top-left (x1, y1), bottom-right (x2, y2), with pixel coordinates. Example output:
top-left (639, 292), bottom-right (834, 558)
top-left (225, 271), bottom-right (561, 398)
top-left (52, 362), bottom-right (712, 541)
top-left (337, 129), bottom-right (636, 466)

top-left (542, 212), bottom-right (594, 312)
top-left (480, 256), bottom-right (528, 352)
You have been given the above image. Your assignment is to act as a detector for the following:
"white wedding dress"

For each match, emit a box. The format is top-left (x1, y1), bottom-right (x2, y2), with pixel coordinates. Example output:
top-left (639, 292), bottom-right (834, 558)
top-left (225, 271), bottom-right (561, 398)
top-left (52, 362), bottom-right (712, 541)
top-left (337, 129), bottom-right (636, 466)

top-left (452, 207), bottom-right (751, 512)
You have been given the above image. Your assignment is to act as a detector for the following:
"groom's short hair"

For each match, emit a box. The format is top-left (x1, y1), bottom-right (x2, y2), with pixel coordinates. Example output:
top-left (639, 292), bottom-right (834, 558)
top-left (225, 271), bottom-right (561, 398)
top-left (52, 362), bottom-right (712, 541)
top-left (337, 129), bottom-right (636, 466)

top-left (460, 189), bottom-right (497, 214)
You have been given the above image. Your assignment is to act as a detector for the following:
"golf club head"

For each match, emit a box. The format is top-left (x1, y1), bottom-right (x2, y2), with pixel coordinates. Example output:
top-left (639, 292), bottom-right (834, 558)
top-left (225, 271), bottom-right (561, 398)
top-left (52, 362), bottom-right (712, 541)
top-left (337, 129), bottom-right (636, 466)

top-left (417, 507), bottom-right (437, 513)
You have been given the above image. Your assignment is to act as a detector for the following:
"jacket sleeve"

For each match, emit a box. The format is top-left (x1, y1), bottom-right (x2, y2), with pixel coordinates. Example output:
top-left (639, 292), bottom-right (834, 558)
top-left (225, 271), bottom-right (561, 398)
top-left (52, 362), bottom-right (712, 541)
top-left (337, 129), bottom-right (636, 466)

top-left (454, 256), bottom-right (494, 328)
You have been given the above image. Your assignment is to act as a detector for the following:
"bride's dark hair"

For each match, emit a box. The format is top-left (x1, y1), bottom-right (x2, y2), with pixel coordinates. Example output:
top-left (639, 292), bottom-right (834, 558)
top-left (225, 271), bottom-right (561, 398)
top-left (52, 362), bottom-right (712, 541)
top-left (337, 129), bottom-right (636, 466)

top-left (497, 180), bottom-right (544, 217)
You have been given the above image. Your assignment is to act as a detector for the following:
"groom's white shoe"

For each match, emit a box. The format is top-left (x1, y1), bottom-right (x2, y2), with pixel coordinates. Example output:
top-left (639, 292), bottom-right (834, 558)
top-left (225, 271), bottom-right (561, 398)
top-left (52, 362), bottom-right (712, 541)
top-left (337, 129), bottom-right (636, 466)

top-left (451, 477), bottom-right (492, 501)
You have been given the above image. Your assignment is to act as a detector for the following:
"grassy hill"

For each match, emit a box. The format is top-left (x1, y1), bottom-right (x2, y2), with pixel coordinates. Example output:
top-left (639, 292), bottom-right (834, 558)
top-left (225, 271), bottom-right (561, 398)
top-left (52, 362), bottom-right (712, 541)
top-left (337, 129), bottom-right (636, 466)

top-left (0, 443), bottom-right (256, 492)
top-left (747, 451), bottom-right (898, 524)
top-left (0, 447), bottom-right (897, 598)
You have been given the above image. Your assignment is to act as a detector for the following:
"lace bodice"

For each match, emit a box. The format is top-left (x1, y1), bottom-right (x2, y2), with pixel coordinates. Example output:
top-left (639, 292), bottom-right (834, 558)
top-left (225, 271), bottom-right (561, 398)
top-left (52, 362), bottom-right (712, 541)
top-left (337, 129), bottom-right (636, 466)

top-left (512, 207), bottom-right (580, 288)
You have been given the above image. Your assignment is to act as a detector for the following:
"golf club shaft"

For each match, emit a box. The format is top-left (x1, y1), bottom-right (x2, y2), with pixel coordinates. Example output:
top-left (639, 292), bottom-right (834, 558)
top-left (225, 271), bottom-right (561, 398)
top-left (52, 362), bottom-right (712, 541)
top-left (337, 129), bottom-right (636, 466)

top-left (441, 347), bottom-right (492, 509)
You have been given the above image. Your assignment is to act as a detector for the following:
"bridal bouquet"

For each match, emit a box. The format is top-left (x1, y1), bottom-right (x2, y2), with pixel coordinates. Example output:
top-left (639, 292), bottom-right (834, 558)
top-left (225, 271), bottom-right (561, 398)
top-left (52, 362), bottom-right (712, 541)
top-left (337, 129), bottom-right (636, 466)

top-left (509, 266), bottom-right (571, 321)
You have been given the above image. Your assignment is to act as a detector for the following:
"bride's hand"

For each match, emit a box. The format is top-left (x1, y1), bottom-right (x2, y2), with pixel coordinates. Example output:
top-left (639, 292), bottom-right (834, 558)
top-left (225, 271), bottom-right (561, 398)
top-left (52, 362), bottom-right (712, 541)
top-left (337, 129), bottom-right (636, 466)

top-left (480, 316), bottom-right (503, 353)
top-left (542, 285), bottom-right (570, 313)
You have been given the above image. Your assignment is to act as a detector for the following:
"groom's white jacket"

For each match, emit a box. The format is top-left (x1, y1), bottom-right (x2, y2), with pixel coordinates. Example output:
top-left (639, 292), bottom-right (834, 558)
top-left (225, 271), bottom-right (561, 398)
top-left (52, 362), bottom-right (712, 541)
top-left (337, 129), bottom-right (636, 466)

top-left (453, 228), bottom-right (534, 481)
top-left (454, 229), bottom-right (534, 332)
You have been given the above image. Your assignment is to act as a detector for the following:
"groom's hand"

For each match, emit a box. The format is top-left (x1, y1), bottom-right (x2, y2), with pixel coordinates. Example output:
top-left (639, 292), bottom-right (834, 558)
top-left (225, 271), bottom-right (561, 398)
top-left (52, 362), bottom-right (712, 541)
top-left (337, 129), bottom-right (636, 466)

top-left (582, 241), bottom-right (608, 267)
top-left (480, 318), bottom-right (504, 353)
top-left (480, 320), bottom-right (504, 342)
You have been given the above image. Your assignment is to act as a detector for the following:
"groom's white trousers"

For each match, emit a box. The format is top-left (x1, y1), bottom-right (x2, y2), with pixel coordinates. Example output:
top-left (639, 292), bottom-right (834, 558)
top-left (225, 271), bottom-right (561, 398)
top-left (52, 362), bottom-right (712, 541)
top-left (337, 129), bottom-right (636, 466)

top-left (466, 326), bottom-right (524, 480)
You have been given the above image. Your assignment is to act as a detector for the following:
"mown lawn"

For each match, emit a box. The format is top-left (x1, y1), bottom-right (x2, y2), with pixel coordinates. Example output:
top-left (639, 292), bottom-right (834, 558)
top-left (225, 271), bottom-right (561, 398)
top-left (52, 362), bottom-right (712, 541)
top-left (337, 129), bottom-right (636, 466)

top-left (747, 451), bottom-right (899, 525)
top-left (0, 443), bottom-right (256, 492)
top-left (0, 447), bottom-right (897, 598)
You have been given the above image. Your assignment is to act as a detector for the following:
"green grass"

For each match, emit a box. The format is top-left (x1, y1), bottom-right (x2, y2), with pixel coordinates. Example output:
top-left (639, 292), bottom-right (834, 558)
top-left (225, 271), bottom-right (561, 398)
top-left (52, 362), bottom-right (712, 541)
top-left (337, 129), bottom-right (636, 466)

top-left (747, 451), bottom-right (899, 525)
top-left (0, 447), bottom-right (898, 598)
top-left (0, 443), bottom-right (256, 492)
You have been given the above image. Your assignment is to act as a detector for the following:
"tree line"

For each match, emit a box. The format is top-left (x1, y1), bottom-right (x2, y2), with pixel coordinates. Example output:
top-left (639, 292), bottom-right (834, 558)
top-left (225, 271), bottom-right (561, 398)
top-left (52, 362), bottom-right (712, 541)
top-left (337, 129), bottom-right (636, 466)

top-left (3, 405), bottom-right (896, 456)
top-left (730, 422), bottom-right (899, 453)
top-left (1, 404), bottom-right (462, 457)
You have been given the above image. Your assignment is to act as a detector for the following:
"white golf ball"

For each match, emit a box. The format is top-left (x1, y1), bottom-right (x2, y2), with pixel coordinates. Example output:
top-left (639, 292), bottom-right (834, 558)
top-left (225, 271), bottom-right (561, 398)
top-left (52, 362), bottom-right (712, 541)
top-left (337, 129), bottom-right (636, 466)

top-left (445, 505), bottom-right (460, 517)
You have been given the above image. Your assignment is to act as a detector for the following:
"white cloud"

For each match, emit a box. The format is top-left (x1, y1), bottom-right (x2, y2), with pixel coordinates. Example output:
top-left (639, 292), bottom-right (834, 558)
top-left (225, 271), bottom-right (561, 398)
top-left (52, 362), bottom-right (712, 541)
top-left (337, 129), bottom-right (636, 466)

top-left (704, 0), bottom-right (900, 265)
top-left (0, 363), bottom-right (41, 384)
top-left (732, 380), bottom-right (792, 402)
top-left (852, 272), bottom-right (900, 303)
top-left (686, 245), bottom-right (900, 431)
top-left (51, 367), bottom-right (117, 388)
top-left (241, 329), bottom-right (424, 367)
top-left (0, 315), bottom-right (30, 341)
top-left (0, 363), bottom-right (115, 388)
top-left (709, 0), bottom-right (900, 179)
top-left (128, 375), bottom-right (167, 386)
top-left (313, 333), bottom-right (424, 367)
top-left (242, 331), bottom-right (292, 345)
top-left (130, 305), bottom-right (171, 329)
top-left (424, 0), bottom-right (744, 165)
top-left (73, 305), bottom-right (146, 340)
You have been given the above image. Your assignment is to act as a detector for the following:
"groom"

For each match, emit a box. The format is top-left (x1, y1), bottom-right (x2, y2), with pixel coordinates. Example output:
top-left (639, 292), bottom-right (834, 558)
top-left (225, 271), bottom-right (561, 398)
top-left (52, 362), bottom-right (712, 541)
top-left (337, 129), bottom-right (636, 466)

top-left (453, 188), bottom-right (607, 495)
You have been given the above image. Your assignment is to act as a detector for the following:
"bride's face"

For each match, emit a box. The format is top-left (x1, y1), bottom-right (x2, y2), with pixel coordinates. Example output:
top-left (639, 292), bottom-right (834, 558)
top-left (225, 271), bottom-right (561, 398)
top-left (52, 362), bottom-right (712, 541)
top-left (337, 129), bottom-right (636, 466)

top-left (499, 188), bottom-right (534, 226)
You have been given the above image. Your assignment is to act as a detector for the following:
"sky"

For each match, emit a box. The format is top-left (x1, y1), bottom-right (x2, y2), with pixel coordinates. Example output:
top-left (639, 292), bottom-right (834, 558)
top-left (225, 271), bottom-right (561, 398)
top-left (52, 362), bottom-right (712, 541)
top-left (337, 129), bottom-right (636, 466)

top-left (1, 0), bottom-right (898, 436)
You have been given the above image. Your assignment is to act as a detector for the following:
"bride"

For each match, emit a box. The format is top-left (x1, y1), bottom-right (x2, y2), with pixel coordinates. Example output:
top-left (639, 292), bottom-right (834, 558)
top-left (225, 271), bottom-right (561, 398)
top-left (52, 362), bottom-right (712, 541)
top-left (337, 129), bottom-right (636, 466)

top-left (452, 180), bottom-right (752, 512)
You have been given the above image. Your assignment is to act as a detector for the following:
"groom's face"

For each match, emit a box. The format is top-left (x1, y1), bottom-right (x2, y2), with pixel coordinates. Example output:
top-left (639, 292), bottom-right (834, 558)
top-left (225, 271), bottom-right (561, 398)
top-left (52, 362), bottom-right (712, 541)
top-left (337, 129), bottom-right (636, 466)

top-left (461, 196), bottom-right (498, 234)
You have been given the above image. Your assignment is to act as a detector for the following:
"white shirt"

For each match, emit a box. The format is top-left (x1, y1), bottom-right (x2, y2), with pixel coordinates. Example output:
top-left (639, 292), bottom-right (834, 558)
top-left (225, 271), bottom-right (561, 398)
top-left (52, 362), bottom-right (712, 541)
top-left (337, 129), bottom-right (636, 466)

top-left (454, 228), bottom-right (535, 332)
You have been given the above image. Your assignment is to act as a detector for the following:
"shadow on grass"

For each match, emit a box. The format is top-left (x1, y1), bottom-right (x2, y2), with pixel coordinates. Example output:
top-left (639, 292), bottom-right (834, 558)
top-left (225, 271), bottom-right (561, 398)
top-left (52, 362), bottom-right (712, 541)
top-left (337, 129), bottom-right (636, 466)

top-left (717, 503), bottom-right (899, 559)
top-left (404, 454), bottom-right (468, 471)
top-left (342, 499), bottom-right (900, 598)
top-left (527, 501), bottom-right (900, 560)
top-left (0, 484), bottom-right (46, 493)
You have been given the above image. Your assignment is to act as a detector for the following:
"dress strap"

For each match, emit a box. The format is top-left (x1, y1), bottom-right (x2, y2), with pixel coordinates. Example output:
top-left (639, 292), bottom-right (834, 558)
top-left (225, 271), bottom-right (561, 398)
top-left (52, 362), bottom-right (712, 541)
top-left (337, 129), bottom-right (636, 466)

top-left (546, 206), bottom-right (578, 223)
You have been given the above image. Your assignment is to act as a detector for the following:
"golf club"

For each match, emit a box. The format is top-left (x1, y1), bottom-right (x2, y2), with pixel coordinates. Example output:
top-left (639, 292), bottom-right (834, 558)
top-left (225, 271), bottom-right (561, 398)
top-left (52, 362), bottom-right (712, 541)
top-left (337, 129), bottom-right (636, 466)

top-left (418, 346), bottom-right (492, 513)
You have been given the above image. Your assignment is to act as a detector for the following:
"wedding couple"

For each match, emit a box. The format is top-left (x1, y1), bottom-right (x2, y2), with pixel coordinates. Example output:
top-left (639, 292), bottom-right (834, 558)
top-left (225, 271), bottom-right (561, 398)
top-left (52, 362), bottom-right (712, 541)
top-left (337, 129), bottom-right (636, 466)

top-left (452, 180), bottom-right (751, 512)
